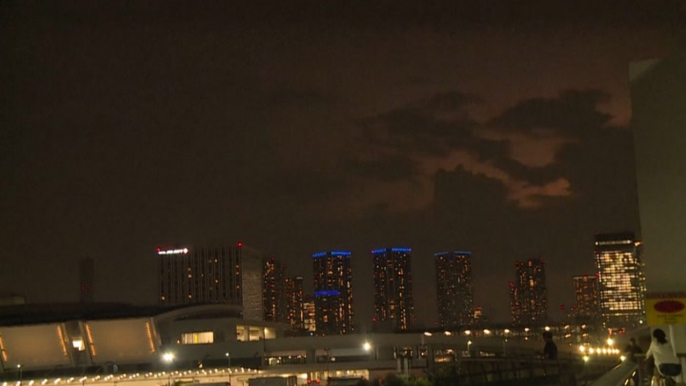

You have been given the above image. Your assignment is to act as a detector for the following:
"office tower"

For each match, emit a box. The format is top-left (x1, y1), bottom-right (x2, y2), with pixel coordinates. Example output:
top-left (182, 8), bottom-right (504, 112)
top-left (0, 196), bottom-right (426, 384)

top-left (157, 243), bottom-right (264, 320)
top-left (263, 257), bottom-right (287, 323)
top-left (434, 251), bottom-right (475, 327)
top-left (573, 274), bottom-right (600, 323)
top-left (594, 232), bottom-right (646, 329)
top-left (79, 257), bottom-right (94, 304)
top-left (285, 276), bottom-right (304, 329)
top-left (510, 258), bottom-right (548, 326)
top-left (371, 247), bottom-right (414, 330)
top-left (312, 251), bottom-right (354, 335)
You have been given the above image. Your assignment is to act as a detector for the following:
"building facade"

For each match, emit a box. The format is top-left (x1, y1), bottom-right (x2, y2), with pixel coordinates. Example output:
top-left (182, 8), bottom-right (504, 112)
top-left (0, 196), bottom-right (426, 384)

top-left (434, 251), bottom-right (474, 328)
top-left (312, 251), bottom-right (354, 335)
top-left (371, 247), bottom-right (414, 331)
top-left (303, 297), bottom-right (316, 333)
top-left (510, 258), bottom-right (548, 326)
top-left (263, 257), bottom-right (287, 323)
top-left (573, 274), bottom-right (600, 323)
top-left (285, 276), bottom-right (305, 330)
top-left (157, 243), bottom-right (264, 320)
top-left (594, 232), bottom-right (646, 329)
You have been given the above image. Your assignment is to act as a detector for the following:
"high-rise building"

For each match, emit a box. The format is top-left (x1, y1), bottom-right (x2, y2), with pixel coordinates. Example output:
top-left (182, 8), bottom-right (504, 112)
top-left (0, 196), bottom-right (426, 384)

top-left (79, 257), bottom-right (94, 304)
top-left (285, 276), bottom-right (304, 330)
top-left (510, 258), bottom-right (548, 326)
top-left (594, 232), bottom-right (646, 329)
top-left (573, 274), bottom-right (600, 323)
top-left (157, 243), bottom-right (264, 320)
top-left (303, 297), bottom-right (316, 333)
top-left (312, 251), bottom-right (354, 335)
top-left (434, 251), bottom-right (474, 327)
top-left (371, 247), bottom-right (414, 330)
top-left (263, 257), bottom-right (287, 323)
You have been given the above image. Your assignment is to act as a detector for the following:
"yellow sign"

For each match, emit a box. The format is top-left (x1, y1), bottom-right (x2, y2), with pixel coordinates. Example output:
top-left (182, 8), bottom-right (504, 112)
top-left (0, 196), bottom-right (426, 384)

top-left (645, 292), bottom-right (686, 325)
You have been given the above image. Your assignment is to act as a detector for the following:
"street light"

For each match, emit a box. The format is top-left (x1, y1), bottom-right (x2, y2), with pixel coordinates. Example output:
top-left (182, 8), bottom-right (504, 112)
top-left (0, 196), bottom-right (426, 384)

top-left (225, 352), bottom-right (231, 367)
top-left (162, 352), bottom-right (175, 363)
top-left (363, 342), bottom-right (372, 352)
top-left (17, 364), bottom-right (22, 386)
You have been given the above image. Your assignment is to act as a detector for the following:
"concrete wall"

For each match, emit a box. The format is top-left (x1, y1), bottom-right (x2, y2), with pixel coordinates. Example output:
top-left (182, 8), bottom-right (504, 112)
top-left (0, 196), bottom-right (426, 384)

top-left (630, 52), bottom-right (686, 293)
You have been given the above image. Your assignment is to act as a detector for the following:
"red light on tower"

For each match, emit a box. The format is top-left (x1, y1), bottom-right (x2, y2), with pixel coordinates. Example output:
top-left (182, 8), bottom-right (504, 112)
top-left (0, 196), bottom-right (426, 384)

top-left (237, 242), bottom-right (243, 248)
top-left (156, 247), bottom-right (161, 252)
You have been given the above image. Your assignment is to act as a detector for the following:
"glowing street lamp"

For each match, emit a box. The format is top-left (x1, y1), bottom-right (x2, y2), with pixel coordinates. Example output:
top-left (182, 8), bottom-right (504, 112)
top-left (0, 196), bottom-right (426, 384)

top-left (363, 342), bottom-right (372, 352)
top-left (162, 353), bottom-right (175, 363)
top-left (225, 352), bottom-right (231, 367)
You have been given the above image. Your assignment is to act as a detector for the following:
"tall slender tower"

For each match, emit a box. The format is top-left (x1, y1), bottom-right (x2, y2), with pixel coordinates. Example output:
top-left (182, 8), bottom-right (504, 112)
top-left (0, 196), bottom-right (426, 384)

top-left (510, 258), bottom-right (548, 326)
top-left (435, 251), bottom-right (474, 327)
top-left (157, 243), bottom-right (264, 320)
top-left (573, 274), bottom-right (600, 323)
top-left (285, 276), bottom-right (304, 330)
top-left (371, 247), bottom-right (414, 330)
top-left (312, 251), bottom-right (354, 335)
top-left (594, 232), bottom-right (646, 329)
top-left (263, 256), bottom-right (287, 323)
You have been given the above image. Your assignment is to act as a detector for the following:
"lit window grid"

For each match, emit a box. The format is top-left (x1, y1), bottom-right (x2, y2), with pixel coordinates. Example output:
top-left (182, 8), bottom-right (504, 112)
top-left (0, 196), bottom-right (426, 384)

top-left (372, 249), bottom-right (414, 330)
top-left (435, 252), bottom-right (475, 327)
top-left (312, 252), bottom-right (354, 334)
top-left (595, 247), bottom-right (646, 327)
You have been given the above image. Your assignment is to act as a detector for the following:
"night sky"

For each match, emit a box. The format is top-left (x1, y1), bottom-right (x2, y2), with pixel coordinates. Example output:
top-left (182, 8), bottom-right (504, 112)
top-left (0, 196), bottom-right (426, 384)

top-left (1, 1), bottom-right (681, 326)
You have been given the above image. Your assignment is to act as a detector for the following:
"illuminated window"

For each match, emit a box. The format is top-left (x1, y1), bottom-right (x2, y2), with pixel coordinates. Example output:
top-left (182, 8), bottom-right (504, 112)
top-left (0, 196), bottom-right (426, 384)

top-left (181, 331), bottom-right (214, 344)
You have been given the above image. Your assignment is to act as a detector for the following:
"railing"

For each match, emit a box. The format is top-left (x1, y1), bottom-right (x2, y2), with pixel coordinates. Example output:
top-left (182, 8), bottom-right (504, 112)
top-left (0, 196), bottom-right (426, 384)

top-left (590, 360), bottom-right (637, 386)
top-left (426, 356), bottom-right (620, 386)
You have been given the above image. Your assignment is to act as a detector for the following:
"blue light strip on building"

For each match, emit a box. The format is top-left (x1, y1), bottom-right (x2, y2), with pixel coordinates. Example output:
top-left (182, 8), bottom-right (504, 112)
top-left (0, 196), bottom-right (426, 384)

top-left (391, 247), bottom-right (411, 253)
top-left (312, 252), bottom-right (327, 258)
top-left (434, 251), bottom-right (450, 256)
top-left (455, 251), bottom-right (472, 255)
top-left (331, 251), bottom-right (351, 256)
top-left (371, 248), bottom-right (387, 254)
top-left (314, 290), bottom-right (341, 296)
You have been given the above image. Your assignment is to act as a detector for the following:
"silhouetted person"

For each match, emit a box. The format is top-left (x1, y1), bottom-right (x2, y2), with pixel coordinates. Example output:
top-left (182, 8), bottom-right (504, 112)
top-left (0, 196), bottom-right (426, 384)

top-left (542, 331), bottom-right (558, 360)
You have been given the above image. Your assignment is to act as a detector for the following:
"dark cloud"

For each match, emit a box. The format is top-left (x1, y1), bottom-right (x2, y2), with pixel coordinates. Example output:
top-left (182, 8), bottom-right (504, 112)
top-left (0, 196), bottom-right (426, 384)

top-left (345, 153), bottom-right (421, 183)
top-left (490, 90), bottom-right (611, 138)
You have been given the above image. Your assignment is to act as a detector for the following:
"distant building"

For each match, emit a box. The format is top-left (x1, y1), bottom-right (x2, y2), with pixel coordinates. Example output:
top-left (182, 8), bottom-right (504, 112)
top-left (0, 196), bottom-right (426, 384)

top-left (312, 251), bottom-right (354, 335)
top-left (510, 258), bottom-right (548, 326)
top-left (263, 257), bottom-right (287, 323)
top-left (434, 251), bottom-right (474, 327)
top-left (573, 274), bottom-right (600, 323)
top-left (372, 247), bottom-right (414, 330)
top-left (79, 258), bottom-right (94, 304)
top-left (303, 297), bottom-right (316, 333)
top-left (473, 306), bottom-right (485, 326)
top-left (157, 243), bottom-right (264, 320)
top-left (285, 276), bottom-right (304, 330)
top-left (594, 232), bottom-right (646, 329)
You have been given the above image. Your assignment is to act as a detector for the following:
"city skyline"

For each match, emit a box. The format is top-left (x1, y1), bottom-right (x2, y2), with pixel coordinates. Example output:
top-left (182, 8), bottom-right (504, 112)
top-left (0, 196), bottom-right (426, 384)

top-left (3, 1), bottom-right (681, 324)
